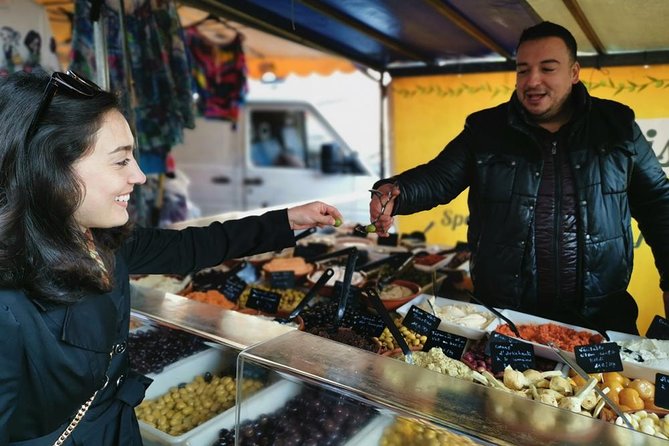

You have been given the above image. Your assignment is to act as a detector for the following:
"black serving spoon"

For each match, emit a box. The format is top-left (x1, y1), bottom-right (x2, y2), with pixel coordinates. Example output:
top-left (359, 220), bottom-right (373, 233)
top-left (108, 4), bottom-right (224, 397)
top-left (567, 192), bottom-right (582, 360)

top-left (275, 268), bottom-right (334, 324)
top-left (335, 249), bottom-right (359, 327)
top-left (306, 246), bottom-right (357, 264)
top-left (294, 227), bottom-right (317, 243)
top-left (365, 287), bottom-right (414, 364)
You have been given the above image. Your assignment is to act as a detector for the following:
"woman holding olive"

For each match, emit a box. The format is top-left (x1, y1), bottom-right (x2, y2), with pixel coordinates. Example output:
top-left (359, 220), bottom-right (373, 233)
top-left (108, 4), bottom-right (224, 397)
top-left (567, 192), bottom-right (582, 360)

top-left (0, 69), bottom-right (342, 445)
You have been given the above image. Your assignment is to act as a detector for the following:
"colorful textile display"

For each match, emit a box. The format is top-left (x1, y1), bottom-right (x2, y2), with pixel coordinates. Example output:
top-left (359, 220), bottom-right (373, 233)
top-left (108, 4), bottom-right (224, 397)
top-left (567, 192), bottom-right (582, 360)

top-left (185, 26), bottom-right (247, 122)
top-left (70, 0), bottom-right (195, 175)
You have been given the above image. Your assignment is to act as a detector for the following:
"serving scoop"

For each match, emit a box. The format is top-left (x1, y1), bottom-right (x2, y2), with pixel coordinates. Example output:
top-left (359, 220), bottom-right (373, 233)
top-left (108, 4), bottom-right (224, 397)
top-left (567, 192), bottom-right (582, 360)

top-left (364, 287), bottom-right (414, 364)
top-left (275, 268), bottom-right (334, 324)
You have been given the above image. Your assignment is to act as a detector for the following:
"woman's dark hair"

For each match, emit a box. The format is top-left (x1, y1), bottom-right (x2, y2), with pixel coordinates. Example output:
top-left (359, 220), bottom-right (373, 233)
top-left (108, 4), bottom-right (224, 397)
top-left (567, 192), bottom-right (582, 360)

top-left (517, 21), bottom-right (578, 63)
top-left (0, 70), bottom-right (132, 304)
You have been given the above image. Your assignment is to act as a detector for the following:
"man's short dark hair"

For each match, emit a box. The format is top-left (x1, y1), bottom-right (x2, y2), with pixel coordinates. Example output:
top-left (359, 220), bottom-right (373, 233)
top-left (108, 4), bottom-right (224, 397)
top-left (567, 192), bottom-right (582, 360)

top-left (517, 21), bottom-right (578, 63)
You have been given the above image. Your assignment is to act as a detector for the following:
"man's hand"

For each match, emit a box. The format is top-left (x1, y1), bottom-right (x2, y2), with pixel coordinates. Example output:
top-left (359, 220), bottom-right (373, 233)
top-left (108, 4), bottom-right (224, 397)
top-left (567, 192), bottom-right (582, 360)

top-left (368, 183), bottom-right (400, 237)
top-left (287, 201), bottom-right (343, 230)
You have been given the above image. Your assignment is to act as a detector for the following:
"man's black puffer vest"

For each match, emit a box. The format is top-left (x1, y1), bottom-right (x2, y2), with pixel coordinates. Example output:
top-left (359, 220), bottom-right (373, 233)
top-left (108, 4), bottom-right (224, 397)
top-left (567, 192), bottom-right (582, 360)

top-left (388, 82), bottom-right (669, 327)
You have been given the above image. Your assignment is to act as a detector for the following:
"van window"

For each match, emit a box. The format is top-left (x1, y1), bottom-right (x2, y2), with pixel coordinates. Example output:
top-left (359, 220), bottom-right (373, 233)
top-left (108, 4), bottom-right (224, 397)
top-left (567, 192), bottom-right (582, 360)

top-left (249, 109), bottom-right (345, 171)
top-left (250, 110), bottom-right (307, 168)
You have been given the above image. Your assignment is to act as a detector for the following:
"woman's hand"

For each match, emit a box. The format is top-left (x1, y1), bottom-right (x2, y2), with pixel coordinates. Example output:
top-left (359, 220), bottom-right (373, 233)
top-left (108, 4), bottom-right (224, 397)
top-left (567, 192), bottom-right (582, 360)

top-left (287, 201), bottom-right (343, 230)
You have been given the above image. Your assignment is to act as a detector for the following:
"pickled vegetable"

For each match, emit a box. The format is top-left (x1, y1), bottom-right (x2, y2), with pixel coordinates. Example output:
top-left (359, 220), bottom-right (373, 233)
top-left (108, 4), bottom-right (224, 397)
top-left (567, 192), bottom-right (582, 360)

top-left (619, 388), bottom-right (645, 411)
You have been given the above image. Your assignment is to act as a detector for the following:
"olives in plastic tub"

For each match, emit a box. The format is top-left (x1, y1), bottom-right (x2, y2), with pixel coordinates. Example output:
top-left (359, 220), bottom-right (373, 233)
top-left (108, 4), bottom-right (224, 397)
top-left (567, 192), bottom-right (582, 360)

top-left (137, 348), bottom-right (263, 445)
top-left (129, 325), bottom-right (209, 375)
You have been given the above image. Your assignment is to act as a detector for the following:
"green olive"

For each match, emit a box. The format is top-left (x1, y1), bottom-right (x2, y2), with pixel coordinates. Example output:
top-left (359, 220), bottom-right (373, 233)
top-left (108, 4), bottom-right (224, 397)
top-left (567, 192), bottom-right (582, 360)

top-left (334, 218), bottom-right (343, 227)
top-left (366, 224), bottom-right (377, 233)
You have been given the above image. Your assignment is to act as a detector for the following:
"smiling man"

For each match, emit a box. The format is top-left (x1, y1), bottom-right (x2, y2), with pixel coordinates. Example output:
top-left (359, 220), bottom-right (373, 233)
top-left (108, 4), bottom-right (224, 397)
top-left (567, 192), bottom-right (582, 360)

top-left (368, 22), bottom-right (669, 334)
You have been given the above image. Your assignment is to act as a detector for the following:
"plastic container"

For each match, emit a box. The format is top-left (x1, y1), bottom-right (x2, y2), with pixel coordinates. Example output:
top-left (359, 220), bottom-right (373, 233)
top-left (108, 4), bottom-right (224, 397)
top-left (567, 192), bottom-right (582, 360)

top-left (185, 380), bottom-right (302, 445)
top-left (138, 348), bottom-right (242, 446)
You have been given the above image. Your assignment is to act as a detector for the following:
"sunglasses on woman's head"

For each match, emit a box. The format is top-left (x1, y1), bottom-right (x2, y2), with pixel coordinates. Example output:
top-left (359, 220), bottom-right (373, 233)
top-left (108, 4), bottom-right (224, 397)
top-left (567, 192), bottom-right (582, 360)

top-left (25, 70), bottom-right (102, 142)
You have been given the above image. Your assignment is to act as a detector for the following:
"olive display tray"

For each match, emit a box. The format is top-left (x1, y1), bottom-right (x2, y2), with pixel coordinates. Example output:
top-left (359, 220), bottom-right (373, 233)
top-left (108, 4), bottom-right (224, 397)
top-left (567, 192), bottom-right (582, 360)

top-left (139, 347), bottom-right (240, 446)
top-left (189, 377), bottom-right (385, 446)
top-left (187, 379), bottom-right (302, 446)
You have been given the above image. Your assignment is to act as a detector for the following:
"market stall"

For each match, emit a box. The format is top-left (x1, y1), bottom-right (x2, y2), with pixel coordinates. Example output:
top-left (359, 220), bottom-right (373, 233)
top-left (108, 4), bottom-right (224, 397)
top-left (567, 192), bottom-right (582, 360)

top-left (129, 218), bottom-right (669, 445)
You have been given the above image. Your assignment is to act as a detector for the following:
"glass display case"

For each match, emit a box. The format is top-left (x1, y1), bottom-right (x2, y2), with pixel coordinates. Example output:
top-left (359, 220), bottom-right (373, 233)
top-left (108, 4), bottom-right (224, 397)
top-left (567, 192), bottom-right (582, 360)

top-left (235, 330), bottom-right (666, 446)
top-left (129, 234), bottom-right (668, 446)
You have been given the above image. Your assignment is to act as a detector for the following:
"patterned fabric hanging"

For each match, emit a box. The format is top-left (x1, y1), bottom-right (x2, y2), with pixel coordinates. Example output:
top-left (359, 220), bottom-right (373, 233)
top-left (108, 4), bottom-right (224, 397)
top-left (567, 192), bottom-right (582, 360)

top-left (70, 0), bottom-right (195, 175)
top-left (185, 26), bottom-right (247, 122)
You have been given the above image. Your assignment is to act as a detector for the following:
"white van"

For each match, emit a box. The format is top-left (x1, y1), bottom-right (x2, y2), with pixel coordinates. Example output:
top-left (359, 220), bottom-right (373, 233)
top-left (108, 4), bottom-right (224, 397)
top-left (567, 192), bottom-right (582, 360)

top-left (171, 100), bottom-right (378, 221)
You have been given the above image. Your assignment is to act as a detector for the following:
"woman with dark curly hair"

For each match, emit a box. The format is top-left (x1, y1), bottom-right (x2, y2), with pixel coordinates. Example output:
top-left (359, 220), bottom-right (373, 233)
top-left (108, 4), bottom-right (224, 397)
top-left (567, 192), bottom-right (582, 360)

top-left (0, 69), bottom-right (342, 445)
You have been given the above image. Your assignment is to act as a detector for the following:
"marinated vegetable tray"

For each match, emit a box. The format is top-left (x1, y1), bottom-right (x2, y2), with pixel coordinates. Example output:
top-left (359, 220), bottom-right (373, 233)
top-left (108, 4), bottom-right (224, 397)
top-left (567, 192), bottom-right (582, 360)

top-left (493, 310), bottom-right (602, 363)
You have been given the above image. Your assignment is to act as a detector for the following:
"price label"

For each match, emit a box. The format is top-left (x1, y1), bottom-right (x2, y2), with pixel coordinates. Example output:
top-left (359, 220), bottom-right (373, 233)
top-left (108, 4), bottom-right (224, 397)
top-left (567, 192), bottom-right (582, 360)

top-left (221, 275), bottom-right (246, 302)
top-left (484, 331), bottom-right (522, 356)
top-left (352, 314), bottom-right (385, 337)
top-left (655, 373), bottom-right (669, 410)
top-left (646, 315), bottom-right (669, 340)
top-left (402, 305), bottom-right (441, 336)
top-left (490, 334), bottom-right (535, 373)
top-left (269, 271), bottom-right (295, 289)
top-left (574, 342), bottom-right (623, 373)
top-left (377, 233), bottom-right (399, 247)
top-left (246, 288), bottom-right (281, 314)
top-left (423, 329), bottom-right (468, 360)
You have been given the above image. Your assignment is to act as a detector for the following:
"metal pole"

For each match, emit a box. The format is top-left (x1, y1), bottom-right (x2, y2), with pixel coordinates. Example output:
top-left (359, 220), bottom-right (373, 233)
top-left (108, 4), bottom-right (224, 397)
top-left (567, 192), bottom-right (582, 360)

top-left (379, 72), bottom-right (387, 179)
top-left (90, 0), bottom-right (110, 89)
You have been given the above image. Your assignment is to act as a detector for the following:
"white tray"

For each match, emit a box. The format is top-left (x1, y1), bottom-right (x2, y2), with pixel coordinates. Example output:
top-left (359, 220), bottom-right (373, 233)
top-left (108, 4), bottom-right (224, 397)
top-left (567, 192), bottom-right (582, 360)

top-left (396, 294), bottom-right (500, 340)
top-left (607, 331), bottom-right (669, 381)
top-left (139, 348), bottom-right (240, 446)
top-left (492, 310), bottom-right (601, 363)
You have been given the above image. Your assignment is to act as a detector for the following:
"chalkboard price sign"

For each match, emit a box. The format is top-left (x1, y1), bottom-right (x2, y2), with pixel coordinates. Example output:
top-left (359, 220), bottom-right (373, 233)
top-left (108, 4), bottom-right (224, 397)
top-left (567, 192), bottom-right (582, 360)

top-left (484, 331), bottom-right (522, 356)
top-left (646, 315), bottom-right (669, 340)
top-left (574, 342), bottom-right (623, 373)
top-left (352, 314), bottom-right (386, 338)
top-left (221, 275), bottom-right (247, 303)
top-left (423, 329), bottom-right (468, 360)
top-left (655, 373), bottom-right (669, 410)
top-left (402, 305), bottom-right (441, 336)
top-left (490, 334), bottom-right (535, 373)
top-left (269, 271), bottom-right (295, 289)
top-left (246, 288), bottom-right (281, 314)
